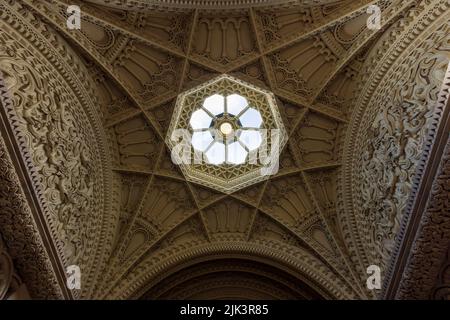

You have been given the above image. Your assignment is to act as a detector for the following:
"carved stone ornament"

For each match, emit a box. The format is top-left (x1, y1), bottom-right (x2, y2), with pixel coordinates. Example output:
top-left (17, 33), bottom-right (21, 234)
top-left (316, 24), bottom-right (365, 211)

top-left (0, 236), bottom-right (14, 299)
top-left (85, 0), bottom-right (336, 10)
top-left (0, 0), bottom-right (449, 299)
top-left (0, 0), bottom-right (118, 299)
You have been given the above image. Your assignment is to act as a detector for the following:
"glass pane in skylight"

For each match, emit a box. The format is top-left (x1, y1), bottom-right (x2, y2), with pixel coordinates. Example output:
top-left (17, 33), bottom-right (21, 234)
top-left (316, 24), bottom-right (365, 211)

top-left (227, 141), bottom-right (248, 165)
top-left (226, 94), bottom-right (248, 116)
top-left (190, 109), bottom-right (213, 130)
top-left (239, 107), bottom-right (263, 128)
top-left (238, 130), bottom-right (262, 151)
top-left (191, 131), bottom-right (214, 152)
top-left (203, 94), bottom-right (225, 115)
top-left (205, 142), bottom-right (226, 165)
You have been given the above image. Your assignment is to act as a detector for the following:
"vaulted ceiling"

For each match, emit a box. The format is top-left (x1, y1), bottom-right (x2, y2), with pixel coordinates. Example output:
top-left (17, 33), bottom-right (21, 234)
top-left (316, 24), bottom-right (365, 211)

top-left (0, 0), bottom-right (449, 300)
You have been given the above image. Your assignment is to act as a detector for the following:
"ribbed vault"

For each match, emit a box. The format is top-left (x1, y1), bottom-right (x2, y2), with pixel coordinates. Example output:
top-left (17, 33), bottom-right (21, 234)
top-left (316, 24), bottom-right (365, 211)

top-left (0, 0), bottom-right (448, 300)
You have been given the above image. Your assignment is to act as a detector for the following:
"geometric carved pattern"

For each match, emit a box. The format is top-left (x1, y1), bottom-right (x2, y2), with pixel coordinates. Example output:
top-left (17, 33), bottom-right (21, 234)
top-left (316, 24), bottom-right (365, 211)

top-left (0, 0), bottom-right (448, 300)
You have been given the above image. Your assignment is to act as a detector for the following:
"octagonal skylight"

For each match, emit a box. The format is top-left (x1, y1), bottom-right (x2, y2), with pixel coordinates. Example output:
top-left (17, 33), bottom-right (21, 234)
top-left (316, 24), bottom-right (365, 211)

top-left (166, 74), bottom-right (287, 194)
top-left (189, 93), bottom-right (264, 165)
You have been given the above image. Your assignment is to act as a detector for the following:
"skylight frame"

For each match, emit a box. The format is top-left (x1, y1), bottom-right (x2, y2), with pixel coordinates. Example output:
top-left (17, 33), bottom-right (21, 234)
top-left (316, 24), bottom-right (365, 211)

top-left (189, 92), bottom-right (265, 165)
top-left (166, 74), bottom-right (288, 194)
